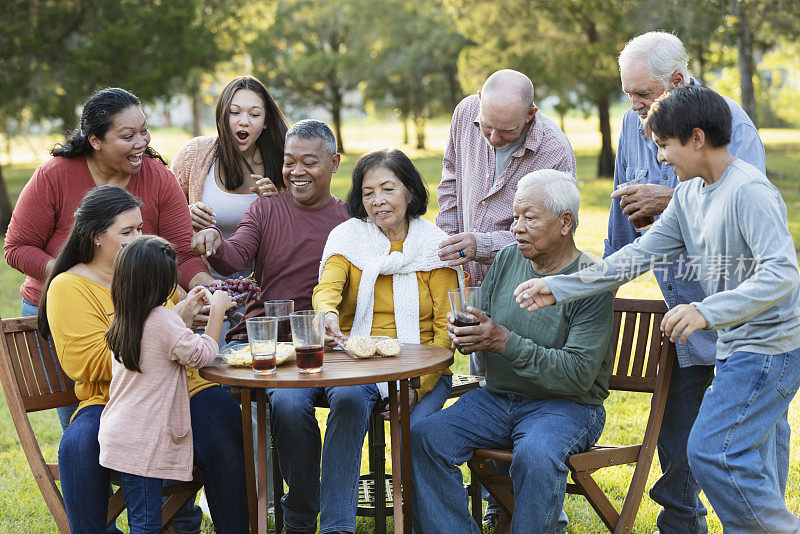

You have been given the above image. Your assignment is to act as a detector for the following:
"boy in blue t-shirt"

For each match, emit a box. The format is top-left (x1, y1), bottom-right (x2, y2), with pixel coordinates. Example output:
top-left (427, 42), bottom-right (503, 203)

top-left (514, 84), bottom-right (800, 533)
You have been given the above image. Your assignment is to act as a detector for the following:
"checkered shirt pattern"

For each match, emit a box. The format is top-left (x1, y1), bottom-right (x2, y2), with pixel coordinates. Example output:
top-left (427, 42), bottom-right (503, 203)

top-left (435, 94), bottom-right (577, 284)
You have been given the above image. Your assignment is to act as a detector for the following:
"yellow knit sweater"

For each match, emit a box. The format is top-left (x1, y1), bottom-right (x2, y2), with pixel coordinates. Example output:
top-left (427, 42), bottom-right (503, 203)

top-left (46, 272), bottom-right (215, 420)
top-left (313, 240), bottom-right (458, 399)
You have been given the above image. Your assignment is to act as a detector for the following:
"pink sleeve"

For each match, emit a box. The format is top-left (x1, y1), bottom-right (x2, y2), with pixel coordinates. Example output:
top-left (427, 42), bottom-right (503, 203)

top-left (165, 312), bottom-right (219, 368)
top-left (3, 165), bottom-right (57, 280)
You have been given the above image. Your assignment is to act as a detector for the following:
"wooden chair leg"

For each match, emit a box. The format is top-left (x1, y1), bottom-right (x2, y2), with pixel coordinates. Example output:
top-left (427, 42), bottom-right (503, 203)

top-left (469, 479), bottom-right (482, 527)
top-left (494, 511), bottom-right (511, 534)
top-left (372, 408), bottom-right (387, 534)
top-left (570, 470), bottom-right (619, 532)
top-left (106, 487), bottom-right (126, 528)
top-left (270, 396), bottom-right (284, 532)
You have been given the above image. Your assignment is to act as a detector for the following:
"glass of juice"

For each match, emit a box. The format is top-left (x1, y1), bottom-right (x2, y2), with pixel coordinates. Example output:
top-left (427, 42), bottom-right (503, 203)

top-left (448, 287), bottom-right (482, 352)
top-left (246, 317), bottom-right (278, 375)
top-left (265, 300), bottom-right (294, 342)
top-left (289, 310), bottom-right (325, 373)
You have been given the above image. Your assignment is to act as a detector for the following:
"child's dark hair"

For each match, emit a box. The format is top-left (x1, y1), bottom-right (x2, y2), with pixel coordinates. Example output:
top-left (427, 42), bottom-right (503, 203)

top-left (38, 185), bottom-right (143, 338)
top-left (645, 84), bottom-right (732, 147)
top-left (105, 235), bottom-right (178, 372)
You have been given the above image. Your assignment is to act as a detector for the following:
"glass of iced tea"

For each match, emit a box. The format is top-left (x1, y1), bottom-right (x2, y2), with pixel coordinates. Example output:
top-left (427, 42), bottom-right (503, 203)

top-left (246, 317), bottom-right (278, 375)
top-left (448, 287), bottom-right (482, 352)
top-left (289, 310), bottom-right (325, 373)
top-left (264, 300), bottom-right (294, 343)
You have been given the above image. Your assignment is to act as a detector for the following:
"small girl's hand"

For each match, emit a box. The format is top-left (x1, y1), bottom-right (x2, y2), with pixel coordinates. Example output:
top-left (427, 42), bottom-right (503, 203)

top-left (174, 287), bottom-right (207, 328)
top-left (209, 290), bottom-right (236, 316)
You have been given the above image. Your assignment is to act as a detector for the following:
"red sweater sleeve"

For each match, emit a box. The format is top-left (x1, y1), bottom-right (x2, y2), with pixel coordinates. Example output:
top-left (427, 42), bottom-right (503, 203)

top-left (146, 164), bottom-right (208, 288)
top-left (3, 164), bottom-right (58, 280)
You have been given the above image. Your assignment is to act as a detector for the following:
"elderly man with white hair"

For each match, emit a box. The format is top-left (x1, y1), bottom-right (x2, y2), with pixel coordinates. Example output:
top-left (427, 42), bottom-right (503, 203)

top-left (412, 170), bottom-right (613, 534)
top-left (608, 31), bottom-right (770, 534)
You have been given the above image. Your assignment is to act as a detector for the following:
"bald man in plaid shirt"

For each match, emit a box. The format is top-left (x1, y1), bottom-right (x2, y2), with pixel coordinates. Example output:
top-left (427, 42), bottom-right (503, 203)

top-left (436, 69), bottom-right (576, 370)
top-left (435, 69), bottom-right (577, 531)
top-left (437, 69), bottom-right (576, 286)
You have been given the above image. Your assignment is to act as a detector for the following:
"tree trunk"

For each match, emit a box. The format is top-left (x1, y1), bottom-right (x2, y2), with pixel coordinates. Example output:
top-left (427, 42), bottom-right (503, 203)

top-left (191, 93), bottom-right (203, 138)
top-left (596, 95), bottom-right (615, 178)
top-left (0, 165), bottom-right (14, 234)
top-left (331, 99), bottom-right (344, 154)
top-left (445, 66), bottom-right (460, 111)
top-left (414, 116), bottom-right (426, 150)
top-left (402, 115), bottom-right (409, 145)
top-left (734, 1), bottom-right (758, 127)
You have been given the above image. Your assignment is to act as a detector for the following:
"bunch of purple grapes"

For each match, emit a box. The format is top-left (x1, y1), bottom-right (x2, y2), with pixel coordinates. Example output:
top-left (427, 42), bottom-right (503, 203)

top-left (203, 277), bottom-right (263, 304)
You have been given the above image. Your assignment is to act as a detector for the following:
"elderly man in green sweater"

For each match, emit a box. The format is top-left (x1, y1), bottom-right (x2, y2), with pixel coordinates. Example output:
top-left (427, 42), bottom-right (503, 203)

top-left (411, 169), bottom-right (613, 534)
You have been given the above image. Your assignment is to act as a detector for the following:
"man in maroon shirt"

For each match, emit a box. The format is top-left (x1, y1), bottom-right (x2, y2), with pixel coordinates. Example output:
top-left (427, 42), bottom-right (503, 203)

top-left (192, 119), bottom-right (350, 343)
top-left (193, 120), bottom-right (379, 534)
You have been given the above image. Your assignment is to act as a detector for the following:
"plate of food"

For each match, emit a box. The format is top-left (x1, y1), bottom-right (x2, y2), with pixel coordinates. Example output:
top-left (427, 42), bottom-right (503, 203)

top-left (219, 342), bottom-right (296, 367)
top-left (336, 335), bottom-right (402, 359)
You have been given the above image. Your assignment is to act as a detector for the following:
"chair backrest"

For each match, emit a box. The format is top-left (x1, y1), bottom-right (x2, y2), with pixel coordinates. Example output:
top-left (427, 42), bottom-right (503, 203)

top-left (0, 315), bottom-right (77, 533)
top-left (608, 298), bottom-right (673, 393)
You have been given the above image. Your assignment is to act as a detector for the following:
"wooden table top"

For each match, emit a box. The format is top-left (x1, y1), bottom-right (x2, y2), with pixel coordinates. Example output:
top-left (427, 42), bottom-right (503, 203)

top-left (199, 343), bottom-right (454, 388)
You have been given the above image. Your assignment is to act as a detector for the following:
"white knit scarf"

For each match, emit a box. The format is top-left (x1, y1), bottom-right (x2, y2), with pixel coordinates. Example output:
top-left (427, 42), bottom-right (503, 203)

top-left (319, 217), bottom-right (464, 396)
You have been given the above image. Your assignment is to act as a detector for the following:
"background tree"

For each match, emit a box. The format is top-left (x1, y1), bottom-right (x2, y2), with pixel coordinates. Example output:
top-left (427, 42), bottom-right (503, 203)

top-left (362, 0), bottom-right (467, 149)
top-left (450, 0), bottom-right (638, 177)
top-left (251, 0), bottom-right (375, 153)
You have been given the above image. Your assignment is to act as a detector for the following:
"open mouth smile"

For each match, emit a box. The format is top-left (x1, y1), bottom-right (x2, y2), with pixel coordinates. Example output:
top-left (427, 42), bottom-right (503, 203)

top-left (127, 151), bottom-right (144, 166)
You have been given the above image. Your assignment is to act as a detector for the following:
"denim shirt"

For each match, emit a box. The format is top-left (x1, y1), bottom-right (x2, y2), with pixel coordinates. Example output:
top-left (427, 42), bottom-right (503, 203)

top-left (604, 85), bottom-right (766, 367)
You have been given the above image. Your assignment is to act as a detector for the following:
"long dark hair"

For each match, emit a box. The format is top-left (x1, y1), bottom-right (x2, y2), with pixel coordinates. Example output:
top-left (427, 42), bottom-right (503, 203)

top-left (106, 235), bottom-right (178, 373)
top-left (38, 186), bottom-right (143, 338)
top-left (215, 76), bottom-right (288, 191)
top-left (50, 87), bottom-right (167, 165)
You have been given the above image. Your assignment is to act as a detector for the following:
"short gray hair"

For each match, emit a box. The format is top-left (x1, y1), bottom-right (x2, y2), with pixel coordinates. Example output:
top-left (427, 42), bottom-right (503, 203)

top-left (516, 169), bottom-right (580, 233)
top-left (285, 119), bottom-right (337, 156)
top-left (618, 32), bottom-right (689, 86)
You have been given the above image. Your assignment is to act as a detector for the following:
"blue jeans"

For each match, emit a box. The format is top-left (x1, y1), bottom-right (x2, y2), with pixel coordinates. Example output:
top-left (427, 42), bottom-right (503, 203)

top-left (652, 356), bottom-right (793, 534)
top-left (119, 473), bottom-right (163, 534)
top-left (687, 350), bottom-right (800, 533)
top-left (58, 386), bottom-right (249, 533)
top-left (651, 360), bottom-right (714, 534)
top-left (268, 384), bottom-right (381, 533)
top-left (268, 376), bottom-right (450, 534)
top-left (411, 388), bottom-right (605, 534)
top-left (21, 298), bottom-right (78, 432)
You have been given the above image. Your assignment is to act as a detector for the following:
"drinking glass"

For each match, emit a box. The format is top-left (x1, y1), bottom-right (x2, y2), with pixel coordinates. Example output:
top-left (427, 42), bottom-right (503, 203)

top-left (289, 310), bottom-right (325, 373)
top-left (264, 300), bottom-right (294, 343)
top-left (448, 287), bottom-right (482, 353)
top-left (246, 317), bottom-right (278, 375)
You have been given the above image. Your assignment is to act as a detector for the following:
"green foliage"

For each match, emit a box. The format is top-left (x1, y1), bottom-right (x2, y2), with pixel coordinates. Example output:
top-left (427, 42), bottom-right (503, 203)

top-left (250, 0), bottom-right (378, 152)
top-left (360, 0), bottom-right (467, 149)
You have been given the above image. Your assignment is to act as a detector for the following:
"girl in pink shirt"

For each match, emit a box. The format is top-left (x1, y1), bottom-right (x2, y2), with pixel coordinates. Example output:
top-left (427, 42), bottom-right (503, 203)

top-left (98, 235), bottom-right (233, 533)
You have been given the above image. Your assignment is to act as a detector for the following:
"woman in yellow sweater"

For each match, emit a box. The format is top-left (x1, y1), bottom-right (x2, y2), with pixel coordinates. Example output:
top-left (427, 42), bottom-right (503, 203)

top-left (37, 185), bottom-right (248, 533)
top-left (314, 148), bottom-right (462, 419)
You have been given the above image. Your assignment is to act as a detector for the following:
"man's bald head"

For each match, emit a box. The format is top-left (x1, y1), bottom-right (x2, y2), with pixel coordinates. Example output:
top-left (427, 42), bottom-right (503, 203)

top-left (481, 69), bottom-right (535, 109)
top-left (478, 70), bottom-right (537, 148)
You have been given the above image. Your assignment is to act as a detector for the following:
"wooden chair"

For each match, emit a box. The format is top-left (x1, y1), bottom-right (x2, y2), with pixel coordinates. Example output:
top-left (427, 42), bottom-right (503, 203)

top-left (467, 298), bottom-right (675, 533)
top-left (0, 315), bottom-right (203, 533)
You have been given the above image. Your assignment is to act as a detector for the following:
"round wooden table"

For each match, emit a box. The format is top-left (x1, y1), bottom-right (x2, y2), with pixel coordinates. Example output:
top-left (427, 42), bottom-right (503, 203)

top-left (200, 344), bottom-right (454, 534)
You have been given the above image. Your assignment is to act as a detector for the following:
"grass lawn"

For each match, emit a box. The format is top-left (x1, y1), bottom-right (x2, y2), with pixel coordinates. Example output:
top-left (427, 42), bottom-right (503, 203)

top-left (1, 116), bottom-right (799, 533)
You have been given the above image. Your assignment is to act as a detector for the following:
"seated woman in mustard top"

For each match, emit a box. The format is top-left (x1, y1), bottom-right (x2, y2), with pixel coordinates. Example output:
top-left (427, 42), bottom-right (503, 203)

top-left (314, 148), bottom-right (462, 421)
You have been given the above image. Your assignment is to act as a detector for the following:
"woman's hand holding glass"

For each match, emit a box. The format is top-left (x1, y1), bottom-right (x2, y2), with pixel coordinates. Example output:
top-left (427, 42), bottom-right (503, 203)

top-left (323, 311), bottom-right (344, 348)
top-left (447, 307), bottom-right (511, 354)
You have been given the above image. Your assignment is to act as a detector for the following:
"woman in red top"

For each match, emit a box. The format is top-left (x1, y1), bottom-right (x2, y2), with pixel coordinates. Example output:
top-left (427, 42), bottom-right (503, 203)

top-left (4, 87), bottom-right (214, 432)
